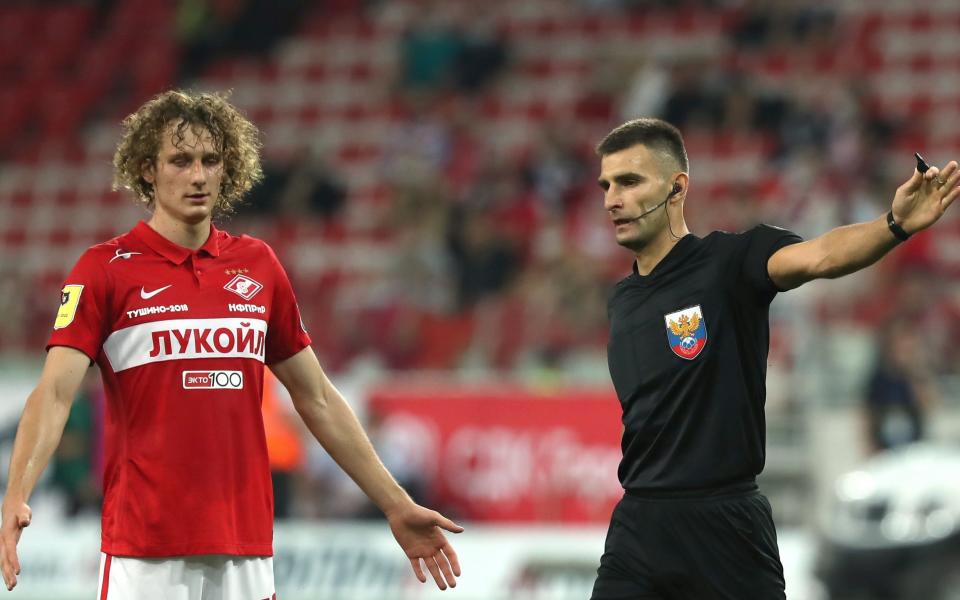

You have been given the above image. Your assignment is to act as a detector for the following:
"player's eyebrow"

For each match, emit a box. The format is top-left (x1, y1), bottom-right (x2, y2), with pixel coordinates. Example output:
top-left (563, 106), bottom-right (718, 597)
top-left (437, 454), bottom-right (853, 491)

top-left (167, 150), bottom-right (220, 161)
top-left (167, 150), bottom-right (191, 161)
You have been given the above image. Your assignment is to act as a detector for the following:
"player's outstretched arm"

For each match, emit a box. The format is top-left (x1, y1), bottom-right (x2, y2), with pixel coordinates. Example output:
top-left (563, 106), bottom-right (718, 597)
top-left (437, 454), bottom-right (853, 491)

top-left (1, 346), bottom-right (89, 591)
top-left (270, 348), bottom-right (463, 590)
top-left (768, 160), bottom-right (960, 290)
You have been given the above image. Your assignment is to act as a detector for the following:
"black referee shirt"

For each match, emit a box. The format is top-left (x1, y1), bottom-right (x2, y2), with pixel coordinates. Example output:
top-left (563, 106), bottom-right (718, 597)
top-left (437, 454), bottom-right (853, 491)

top-left (607, 225), bottom-right (803, 491)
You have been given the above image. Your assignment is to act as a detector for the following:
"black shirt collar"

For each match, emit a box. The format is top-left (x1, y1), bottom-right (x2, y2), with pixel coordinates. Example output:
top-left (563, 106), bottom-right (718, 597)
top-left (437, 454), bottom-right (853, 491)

top-left (630, 233), bottom-right (699, 280)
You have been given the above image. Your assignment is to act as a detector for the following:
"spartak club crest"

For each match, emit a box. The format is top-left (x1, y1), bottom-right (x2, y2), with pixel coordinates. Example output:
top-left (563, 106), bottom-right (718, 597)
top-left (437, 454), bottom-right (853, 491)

top-left (664, 305), bottom-right (707, 360)
top-left (224, 274), bottom-right (263, 301)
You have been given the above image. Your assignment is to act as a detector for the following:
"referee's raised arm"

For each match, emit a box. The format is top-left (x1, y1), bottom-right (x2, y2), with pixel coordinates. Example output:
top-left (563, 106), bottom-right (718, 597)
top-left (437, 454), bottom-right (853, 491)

top-left (766, 159), bottom-right (960, 291)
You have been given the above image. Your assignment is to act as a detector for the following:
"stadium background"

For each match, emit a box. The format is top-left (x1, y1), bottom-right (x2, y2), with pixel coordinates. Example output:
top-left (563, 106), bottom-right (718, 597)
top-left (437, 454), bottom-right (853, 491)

top-left (1, 0), bottom-right (959, 598)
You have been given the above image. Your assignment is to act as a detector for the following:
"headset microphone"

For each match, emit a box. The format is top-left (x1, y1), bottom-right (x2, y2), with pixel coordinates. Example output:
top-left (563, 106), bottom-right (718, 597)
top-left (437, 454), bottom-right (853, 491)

top-left (629, 182), bottom-right (682, 222)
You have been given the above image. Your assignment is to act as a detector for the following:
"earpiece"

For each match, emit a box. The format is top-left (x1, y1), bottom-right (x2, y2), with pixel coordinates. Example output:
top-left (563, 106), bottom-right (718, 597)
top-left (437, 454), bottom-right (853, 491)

top-left (632, 180), bottom-right (685, 223)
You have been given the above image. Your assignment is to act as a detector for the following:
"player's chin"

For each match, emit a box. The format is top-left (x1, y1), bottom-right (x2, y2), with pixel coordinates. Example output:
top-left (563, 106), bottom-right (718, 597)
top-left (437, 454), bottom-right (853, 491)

top-left (179, 204), bottom-right (213, 224)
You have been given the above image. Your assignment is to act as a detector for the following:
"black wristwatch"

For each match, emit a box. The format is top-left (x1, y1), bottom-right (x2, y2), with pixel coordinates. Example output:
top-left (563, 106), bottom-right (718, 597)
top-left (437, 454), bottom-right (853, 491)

top-left (886, 210), bottom-right (911, 242)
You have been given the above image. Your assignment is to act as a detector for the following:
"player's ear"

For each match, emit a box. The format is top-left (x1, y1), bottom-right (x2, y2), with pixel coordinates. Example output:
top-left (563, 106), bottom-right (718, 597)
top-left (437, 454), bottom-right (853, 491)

top-left (141, 158), bottom-right (156, 185)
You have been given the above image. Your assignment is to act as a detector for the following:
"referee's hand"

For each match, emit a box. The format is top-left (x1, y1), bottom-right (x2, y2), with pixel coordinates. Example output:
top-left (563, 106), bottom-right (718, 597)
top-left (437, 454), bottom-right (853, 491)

top-left (387, 503), bottom-right (463, 590)
top-left (892, 159), bottom-right (960, 236)
top-left (0, 500), bottom-right (31, 591)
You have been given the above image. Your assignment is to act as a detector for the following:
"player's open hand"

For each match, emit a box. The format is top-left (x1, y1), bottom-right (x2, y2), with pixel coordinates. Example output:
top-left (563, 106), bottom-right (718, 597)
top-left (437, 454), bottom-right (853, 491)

top-left (892, 159), bottom-right (960, 235)
top-left (0, 500), bottom-right (31, 591)
top-left (387, 503), bottom-right (463, 590)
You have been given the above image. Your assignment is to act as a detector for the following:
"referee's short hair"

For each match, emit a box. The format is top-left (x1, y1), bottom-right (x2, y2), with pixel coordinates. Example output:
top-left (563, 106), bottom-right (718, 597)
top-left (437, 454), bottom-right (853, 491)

top-left (596, 118), bottom-right (689, 173)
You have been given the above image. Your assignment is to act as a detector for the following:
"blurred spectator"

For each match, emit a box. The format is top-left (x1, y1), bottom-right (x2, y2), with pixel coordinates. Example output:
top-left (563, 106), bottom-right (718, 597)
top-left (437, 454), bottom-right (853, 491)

top-left (243, 157), bottom-right (290, 215)
top-left (452, 14), bottom-right (509, 93)
top-left (0, 270), bottom-right (28, 349)
top-left (398, 4), bottom-right (465, 90)
top-left (176, 0), bottom-right (242, 81)
top-left (730, 1), bottom-right (837, 52)
top-left (277, 151), bottom-right (347, 219)
top-left (618, 57), bottom-right (670, 121)
top-left (524, 127), bottom-right (588, 215)
top-left (177, 0), bottom-right (305, 80)
top-left (262, 371), bottom-right (306, 519)
top-left (730, 0), bottom-right (783, 50)
top-left (862, 321), bottom-right (939, 454)
top-left (448, 207), bottom-right (521, 310)
top-left (244, 148), bottom-right (346, 218)
top-left (398, 2), bottom-right (506, 94)
top-left (388, 184), bottom-right (456, 314)
top-left (384, 97), bottom-right (454, 184)
top-left (661, 60), bottom-right (724, 130)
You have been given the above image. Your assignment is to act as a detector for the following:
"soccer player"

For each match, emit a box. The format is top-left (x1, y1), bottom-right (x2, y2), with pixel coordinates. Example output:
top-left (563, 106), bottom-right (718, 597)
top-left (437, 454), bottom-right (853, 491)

top-left (0, 91), bottom-right (462, 598)
top-left (590, 118), bottom-right (957, 599)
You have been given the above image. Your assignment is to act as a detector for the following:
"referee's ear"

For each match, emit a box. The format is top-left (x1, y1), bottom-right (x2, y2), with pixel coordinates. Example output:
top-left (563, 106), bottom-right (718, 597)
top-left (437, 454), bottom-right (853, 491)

top-left (670, 172), bottom-right (689, 201)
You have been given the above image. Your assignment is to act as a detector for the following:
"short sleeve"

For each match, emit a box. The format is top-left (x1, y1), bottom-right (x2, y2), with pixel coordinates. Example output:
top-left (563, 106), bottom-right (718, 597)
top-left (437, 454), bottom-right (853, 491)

top-left (264, 245), bottom-right (312, 365)
top-left (46, 250), bottom-right (111, 361)
top-left (738, 224), bottom-right (803, 302)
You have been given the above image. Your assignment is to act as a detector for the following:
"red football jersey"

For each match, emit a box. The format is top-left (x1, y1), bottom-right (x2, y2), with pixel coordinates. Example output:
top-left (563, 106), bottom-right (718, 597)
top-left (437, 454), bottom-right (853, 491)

top-left (47, 221), bottom-right (311, 557)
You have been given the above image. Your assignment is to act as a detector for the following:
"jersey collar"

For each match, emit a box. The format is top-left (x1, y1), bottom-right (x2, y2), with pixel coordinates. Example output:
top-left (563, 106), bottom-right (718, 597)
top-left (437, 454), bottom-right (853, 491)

top-left (131, 220), bottom-right (222, 264)
top-left (631, 233), bottom-right (698, 279)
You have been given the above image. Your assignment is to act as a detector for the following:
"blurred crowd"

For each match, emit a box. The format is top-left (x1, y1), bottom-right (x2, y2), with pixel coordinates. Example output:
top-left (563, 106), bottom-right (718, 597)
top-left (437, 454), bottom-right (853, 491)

top-left (1, 0), bottom-right (958, 375)
top-left (223, 0), bottom-right (955, 377)
top-left (3, 0), bottom-right (958, 519)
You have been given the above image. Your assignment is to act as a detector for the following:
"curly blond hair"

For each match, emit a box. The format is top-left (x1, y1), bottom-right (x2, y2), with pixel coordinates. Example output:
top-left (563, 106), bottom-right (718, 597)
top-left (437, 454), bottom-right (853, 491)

top-left (112, 90), bottom-right (263, 215)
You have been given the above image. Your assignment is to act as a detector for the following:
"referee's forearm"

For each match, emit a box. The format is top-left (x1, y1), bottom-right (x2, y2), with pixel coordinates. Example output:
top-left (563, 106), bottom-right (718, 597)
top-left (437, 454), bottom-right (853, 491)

top-left (815, 214), bottom-right (901, 279)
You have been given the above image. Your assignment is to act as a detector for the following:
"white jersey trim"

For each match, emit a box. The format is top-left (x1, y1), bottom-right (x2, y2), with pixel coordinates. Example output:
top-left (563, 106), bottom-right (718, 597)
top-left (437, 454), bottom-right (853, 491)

top-left (103, 317), bottom-right (268, 372)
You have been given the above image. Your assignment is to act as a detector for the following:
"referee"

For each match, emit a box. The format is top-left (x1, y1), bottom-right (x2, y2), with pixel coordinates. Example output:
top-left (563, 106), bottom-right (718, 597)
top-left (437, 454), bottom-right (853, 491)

top-left (590, 118), bottom-right (958, 599)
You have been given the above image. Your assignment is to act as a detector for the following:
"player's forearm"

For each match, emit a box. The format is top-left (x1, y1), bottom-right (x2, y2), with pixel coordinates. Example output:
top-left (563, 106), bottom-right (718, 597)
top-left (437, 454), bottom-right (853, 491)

top-left (812, 214), bottom-right (900, 279)
top-left (293, 390), bottom-right (412, 515)
top-left (3, 386), bottom-right (73, 504)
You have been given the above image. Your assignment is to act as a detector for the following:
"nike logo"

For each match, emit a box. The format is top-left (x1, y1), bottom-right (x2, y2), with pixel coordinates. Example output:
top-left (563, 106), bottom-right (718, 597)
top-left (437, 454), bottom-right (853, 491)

top-left (110, 249), bottom-right (143, 263)
top-left (140, 285), bottom-right (172, 300)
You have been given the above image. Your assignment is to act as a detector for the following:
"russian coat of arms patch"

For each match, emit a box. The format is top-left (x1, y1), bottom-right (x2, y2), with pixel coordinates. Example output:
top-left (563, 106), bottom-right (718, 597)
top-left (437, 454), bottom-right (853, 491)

top-left (664, 305), bottom-right (707, 360)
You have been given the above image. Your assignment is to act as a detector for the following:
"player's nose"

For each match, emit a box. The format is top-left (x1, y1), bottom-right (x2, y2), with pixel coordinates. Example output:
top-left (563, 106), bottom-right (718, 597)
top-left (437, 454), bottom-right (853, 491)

top-left (189, 159), bottom-right (208, 184)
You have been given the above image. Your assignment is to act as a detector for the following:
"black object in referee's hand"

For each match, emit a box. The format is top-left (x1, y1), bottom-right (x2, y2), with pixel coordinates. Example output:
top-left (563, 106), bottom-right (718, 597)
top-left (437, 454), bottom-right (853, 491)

top-left (915, 152), bottom-right (930, 173)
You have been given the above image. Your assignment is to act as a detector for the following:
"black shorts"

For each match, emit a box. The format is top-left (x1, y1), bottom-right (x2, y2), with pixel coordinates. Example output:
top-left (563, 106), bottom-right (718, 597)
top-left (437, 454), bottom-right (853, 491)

top-left (591, 481), bottom-right (785, 600)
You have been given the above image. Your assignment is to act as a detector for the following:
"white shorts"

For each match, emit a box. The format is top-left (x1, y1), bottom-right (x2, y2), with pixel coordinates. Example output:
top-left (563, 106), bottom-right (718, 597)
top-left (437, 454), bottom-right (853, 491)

top-left (97, 552), bottom-right (275, 600)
